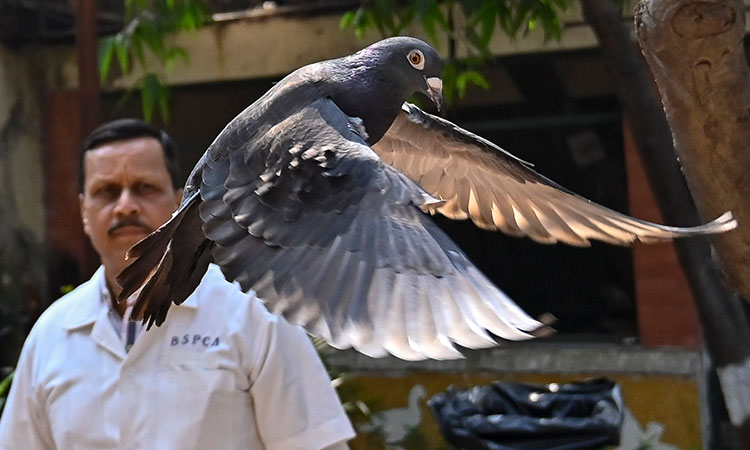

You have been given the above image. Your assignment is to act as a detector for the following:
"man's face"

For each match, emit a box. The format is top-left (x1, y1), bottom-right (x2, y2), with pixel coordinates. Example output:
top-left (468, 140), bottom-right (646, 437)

top-left (79, 137), bottom-right (181, 282)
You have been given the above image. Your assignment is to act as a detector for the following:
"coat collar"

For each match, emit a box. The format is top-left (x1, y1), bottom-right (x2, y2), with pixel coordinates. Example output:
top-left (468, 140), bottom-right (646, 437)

top-left (61, 266), bottom-right (106, 331)
top-left (61, 265), bottom-right (199, 331)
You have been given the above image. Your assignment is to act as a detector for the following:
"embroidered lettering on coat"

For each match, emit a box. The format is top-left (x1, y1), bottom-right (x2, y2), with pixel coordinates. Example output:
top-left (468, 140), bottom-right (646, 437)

top-left (170, 334), bottom-right (220, 347)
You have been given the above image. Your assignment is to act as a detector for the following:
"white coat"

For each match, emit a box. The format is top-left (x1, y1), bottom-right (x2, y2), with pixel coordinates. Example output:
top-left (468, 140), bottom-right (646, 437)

top-left (0, 265), bottom-right (354, 450)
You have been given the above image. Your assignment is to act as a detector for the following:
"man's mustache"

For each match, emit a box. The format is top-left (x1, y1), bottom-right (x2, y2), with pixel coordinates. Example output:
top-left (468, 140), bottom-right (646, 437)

top-left (108, 217), bottom-right (152, 236)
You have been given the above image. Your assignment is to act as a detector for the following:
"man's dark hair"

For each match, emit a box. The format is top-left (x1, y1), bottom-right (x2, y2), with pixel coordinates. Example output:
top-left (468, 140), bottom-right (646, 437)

top-left (78, 118), bottom-right (182, 192)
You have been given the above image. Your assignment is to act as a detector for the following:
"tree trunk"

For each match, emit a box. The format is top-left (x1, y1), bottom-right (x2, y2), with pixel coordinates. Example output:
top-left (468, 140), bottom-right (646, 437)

top-left (579, 0), bottom-right (750, 446)
top-left (634, 0), bottom-right (750, 300)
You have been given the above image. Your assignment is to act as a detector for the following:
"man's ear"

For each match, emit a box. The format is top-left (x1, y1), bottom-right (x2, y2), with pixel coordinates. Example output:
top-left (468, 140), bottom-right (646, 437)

top-left (79, 193), bottom-right (90, 235)
top-left (175, 188), bottom-right (184, 207)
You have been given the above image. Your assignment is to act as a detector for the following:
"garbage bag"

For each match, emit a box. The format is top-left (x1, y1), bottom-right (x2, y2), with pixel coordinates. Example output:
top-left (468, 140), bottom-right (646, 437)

top-left (428, 378), bottom-right (623, 450)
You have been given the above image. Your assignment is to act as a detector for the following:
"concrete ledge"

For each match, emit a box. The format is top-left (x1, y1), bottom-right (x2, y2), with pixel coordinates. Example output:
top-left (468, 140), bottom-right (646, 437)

top-left (326, 343), bottom-right (701, 377)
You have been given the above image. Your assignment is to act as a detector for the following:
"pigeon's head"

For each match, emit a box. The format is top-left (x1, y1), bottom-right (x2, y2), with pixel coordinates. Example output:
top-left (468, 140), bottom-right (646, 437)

top-left (366, 37), bottom-right (444, 111)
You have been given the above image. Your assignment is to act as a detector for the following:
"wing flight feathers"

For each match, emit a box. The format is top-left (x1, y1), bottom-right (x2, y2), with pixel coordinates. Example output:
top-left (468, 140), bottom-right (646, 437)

top-left (193, 98), bottom-right (543, 359)
top-left (374, 103), bottom-right (737, 246)
top-left (116, 38), bottom-right (736, 362)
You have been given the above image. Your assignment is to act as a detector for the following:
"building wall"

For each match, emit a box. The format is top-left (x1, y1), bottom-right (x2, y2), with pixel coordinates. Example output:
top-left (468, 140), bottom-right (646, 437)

top-left (0, 44), bottom-right (45, 240)
top-left (0, 43), bottom-right (47, 365)
top-left (329, 345), bottom-right (704, 449)
top-left (39, 5), bottom-right (609, 92)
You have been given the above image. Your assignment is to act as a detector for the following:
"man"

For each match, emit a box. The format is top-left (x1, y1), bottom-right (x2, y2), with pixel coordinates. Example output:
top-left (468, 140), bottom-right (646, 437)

top-left (0, 119), bottom-right (355, 450)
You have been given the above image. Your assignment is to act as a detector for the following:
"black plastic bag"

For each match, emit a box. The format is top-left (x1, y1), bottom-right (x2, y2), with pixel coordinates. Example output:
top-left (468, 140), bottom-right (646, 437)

top-left (428, 378), bottom-right (623, 450)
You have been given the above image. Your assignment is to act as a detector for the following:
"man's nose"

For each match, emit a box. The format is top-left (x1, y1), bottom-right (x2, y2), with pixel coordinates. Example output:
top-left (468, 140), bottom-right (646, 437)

top-left (113, 189), bottom-right (140, 216)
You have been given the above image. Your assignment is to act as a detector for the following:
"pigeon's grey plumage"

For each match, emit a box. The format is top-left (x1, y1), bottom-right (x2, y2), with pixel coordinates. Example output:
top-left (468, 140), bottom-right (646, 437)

top-left (118, 37), bottom-right (736, 360)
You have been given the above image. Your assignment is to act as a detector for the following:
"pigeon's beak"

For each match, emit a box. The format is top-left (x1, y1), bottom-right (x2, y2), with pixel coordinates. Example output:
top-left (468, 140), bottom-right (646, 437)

top-left (425, 76), bottom-right (444, 112)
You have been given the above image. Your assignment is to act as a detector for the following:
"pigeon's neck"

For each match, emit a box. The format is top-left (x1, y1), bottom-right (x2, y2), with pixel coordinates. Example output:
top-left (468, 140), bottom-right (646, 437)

top-left (327, 59), bottom-right (410, 145)
top-left (357, 93), bottom-right (404, 145)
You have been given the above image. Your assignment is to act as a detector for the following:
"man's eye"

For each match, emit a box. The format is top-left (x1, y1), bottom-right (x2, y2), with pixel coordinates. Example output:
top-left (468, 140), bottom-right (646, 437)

top-left (93, 186), bottom-right (119, 199)
top-left (136, 183), bottom-right (158, 194)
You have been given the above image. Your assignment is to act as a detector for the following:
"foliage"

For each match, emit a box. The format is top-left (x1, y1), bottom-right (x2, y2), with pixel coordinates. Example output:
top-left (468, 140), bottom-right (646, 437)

top-left (100, 1), bottom-right (586, 118)
top-left (98, 0), bottom-right (210, 122)
top-left (0, 205), bottom-right (46, 369)
top-left (341, 0), bottom-right (574, 103)
top-left (310, 336), bottom-right (372, 424)
top-left (0, 371), bottom-right (12, 416)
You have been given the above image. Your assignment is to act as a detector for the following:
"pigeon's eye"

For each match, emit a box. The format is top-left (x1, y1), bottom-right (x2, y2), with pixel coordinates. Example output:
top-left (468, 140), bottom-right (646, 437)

top-left (407, 50), bottom-right (425, 70)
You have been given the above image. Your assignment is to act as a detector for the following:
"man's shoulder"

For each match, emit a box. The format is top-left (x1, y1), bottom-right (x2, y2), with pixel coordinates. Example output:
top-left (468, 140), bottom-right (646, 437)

top-left (30, 274), bottom-right (101, 336)
top-left (191, 264), bottom-right (278, 325)
top-left (194, 264), bottom-right (258, 305)
top-left (49, 273), bottom-right (100, 311)
top-left (54, 278), bottom-right (97, 304)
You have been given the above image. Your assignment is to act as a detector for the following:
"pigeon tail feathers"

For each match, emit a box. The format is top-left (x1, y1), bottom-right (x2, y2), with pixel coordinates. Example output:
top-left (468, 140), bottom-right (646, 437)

top-left (118, 193), bottom-right (213, 328)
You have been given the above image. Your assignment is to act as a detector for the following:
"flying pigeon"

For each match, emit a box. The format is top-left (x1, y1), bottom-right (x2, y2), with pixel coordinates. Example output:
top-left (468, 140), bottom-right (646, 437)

top-left (118, 37), bottom-right (736, 360)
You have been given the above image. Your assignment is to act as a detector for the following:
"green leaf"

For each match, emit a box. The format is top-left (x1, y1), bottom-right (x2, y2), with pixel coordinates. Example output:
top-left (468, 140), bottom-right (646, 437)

top-left (534, 2), bottom-right (563, 40)
top-left (113, 86), bottom-right (137, 114)
top-left (358, 10), bottom-right (377, 39)
top-left (137, 19), bottom-right (166, 59)
top-left (374, 0), bottom-right (397, 35)
top-left (476, 0), bottom-right (497, 47)
top-left (441, 62), bottom-right (457, 104)
top-left (98, 36), bottom-right (116, 82)
top-left (463, 27), bottom-right (493, 59)
top-left (114, 35), bottom-right (130, 74)
top-left (419, 13), bottom-right (438, 42)
top-left (464, 69), bottom-right (490, 90)
top-left (59, 284), bottom-right (74, 295)
top-left (165, 46), bottom-right (189, 72)
top-left (395, 5), bottom-right (416, 34)
top-left (180, 2), bottom-right (207, 31)
top-left (133, 37), bottom-right (146, 67)
top-left (351, 8), bottom-right (365, 38)
top-left (158, 82), bottom-right (170, 124)
top-left (340, 10), bottom-right (356, 29)
top-left (418, 0), bottom-right (449, 43)
top-left (101, 1), bottom-right (212, 127)
top-left (512, 0), bottom-right (535, 37)
top-left (124, 0), bottom-right (143, 20)
top-left (456, 71), bottom-right (468, 93)
top-left (0, 371), bottom-right (13, 398)
top-left (140, 73), bottom-right (162, 122)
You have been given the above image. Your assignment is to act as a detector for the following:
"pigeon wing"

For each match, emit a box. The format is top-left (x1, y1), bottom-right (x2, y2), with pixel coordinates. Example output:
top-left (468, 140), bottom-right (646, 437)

top-left (199, 97), bottom-right (543, 360)
top-left (373, 103), bottom-right (736, 246)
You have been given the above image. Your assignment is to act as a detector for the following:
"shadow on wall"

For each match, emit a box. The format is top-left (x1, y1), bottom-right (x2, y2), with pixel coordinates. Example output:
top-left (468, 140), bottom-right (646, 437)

top-left (0, 44), bottom-right (48, 368)
top-left (0, 202), bottom-right (46, 368)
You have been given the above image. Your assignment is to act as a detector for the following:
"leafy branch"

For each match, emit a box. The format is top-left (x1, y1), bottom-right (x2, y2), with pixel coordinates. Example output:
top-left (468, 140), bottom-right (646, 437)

top-left (341, 0), bottom-right (574, 103)
top-left (98, 0), bottom-right (210, 122)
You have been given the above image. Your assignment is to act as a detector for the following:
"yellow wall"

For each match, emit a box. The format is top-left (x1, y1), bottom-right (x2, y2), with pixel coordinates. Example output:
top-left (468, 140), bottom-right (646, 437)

top-left (348, 372), bottom-right (700, 450)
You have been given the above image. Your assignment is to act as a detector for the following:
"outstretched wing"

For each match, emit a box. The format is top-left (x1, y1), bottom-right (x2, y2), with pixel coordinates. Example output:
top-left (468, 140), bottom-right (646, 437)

top-left (373, 103), bottom-right (736, 246)
top-left (198, 97), bottom-right (544, 360)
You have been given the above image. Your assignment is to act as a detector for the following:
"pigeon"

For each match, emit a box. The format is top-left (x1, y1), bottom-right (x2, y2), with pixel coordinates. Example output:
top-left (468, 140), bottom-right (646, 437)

top-left (118, 36), bottom-right (737, 360)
